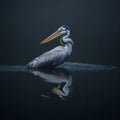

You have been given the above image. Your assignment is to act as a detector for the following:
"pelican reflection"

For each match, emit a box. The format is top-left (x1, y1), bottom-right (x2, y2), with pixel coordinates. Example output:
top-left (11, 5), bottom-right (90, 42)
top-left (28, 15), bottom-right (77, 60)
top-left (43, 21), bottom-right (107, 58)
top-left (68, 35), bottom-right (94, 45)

top-left (30, 68), bottom-right (72, 101)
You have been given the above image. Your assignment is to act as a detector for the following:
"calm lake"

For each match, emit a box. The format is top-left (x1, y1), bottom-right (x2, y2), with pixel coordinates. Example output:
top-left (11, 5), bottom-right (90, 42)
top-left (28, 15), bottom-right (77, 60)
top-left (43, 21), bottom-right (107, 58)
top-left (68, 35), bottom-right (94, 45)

top-left (0, 63), bottom-right (119, 119)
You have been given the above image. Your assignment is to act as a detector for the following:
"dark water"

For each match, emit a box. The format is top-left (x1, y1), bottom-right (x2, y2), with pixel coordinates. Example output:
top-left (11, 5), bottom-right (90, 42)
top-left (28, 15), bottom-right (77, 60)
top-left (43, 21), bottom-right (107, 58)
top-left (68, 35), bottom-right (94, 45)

top-left (0, 62), bottom-right (120, 120)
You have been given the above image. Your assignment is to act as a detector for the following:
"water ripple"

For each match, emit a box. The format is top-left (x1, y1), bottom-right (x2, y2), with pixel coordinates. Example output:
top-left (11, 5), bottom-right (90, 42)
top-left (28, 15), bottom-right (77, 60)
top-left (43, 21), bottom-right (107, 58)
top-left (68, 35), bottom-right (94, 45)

top-left (0, 62), bottom-right (117, 72)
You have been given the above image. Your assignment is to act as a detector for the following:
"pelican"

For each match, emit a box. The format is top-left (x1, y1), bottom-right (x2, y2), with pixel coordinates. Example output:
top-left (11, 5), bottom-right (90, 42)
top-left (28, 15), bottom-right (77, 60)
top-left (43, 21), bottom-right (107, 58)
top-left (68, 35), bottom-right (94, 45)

top-left (27, 25), bottom-right (73, 69)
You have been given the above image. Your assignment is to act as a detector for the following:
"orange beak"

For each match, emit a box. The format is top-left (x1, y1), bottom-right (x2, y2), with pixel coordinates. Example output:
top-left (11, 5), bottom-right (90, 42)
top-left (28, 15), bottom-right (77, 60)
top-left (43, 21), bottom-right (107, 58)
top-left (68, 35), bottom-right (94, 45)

top-left (40, 29), bottom-right (61, 44)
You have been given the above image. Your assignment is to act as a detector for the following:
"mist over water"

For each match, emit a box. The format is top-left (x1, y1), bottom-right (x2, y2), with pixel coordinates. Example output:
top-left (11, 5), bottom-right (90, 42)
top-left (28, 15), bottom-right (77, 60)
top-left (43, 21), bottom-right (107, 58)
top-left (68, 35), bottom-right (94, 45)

top-left (0, 62), bottom-right (117, 72)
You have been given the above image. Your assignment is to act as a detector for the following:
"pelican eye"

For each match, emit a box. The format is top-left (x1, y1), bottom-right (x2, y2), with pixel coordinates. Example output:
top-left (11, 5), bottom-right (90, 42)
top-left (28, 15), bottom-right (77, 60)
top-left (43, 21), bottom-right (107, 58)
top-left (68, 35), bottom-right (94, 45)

top-left (59, 27), bottom-right (66, 31)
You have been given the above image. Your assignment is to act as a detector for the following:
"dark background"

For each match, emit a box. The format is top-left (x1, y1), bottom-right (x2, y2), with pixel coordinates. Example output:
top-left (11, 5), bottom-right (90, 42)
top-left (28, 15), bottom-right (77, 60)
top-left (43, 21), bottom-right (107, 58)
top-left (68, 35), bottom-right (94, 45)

top-left (0, 1), bottom-right (120, 120)
top-left (0, 0), bottom-right (120, 67)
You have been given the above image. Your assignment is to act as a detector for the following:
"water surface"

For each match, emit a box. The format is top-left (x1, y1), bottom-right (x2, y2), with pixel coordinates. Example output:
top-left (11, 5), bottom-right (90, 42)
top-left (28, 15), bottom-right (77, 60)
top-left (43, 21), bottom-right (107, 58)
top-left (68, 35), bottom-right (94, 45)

top-left (0, 62), bottom-right (119, 119)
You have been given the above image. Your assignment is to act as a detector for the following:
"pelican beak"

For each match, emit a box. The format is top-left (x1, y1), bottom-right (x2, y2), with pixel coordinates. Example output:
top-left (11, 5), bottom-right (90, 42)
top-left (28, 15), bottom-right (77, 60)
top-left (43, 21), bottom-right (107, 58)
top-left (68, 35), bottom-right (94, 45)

top-left (40, 29), bottom-right (61, 44)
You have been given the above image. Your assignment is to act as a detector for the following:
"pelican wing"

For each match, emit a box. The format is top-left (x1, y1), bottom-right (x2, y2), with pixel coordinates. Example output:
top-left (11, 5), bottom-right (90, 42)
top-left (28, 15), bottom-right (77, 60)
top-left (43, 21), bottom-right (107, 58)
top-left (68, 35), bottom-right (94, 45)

top-left (27, 46), bottom-right (68, 69)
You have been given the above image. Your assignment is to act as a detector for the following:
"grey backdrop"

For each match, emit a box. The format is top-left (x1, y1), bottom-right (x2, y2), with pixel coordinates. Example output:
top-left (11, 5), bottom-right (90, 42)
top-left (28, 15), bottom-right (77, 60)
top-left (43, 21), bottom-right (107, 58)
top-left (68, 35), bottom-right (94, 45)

top-left (0, 0), bottom-right (120, 67)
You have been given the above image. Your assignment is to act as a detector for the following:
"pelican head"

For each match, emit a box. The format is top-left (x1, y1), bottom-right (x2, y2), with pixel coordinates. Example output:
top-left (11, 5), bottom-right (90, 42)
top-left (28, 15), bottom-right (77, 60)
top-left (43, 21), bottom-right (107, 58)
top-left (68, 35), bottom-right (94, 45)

top-left (40, 25), bottom-right (70, 44)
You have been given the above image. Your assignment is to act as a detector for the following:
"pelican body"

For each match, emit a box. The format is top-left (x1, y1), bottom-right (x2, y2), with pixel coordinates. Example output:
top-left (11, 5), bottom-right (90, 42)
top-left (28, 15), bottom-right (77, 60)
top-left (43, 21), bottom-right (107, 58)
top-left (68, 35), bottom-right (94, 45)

top-left (27, 25), bottom-right (73, 69)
